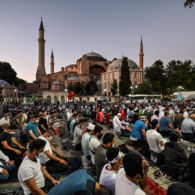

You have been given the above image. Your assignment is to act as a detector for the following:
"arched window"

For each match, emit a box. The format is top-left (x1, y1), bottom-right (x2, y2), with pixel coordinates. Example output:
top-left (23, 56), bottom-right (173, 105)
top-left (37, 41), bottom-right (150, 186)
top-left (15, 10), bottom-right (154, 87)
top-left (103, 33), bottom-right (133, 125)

top-left (61, 96), bottom-right (65, 104)
top-left (47, 96), bottom-right (51, 104)
top-left (54, 96), bottom-right (58, 104)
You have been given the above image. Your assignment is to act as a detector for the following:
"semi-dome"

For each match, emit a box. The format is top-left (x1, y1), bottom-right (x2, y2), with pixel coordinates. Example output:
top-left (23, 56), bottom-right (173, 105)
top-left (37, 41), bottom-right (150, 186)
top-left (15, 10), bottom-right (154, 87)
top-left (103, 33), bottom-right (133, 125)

top-left (0, 79), bottom-right (11, 86)
top-left (82, 52), bottom-right (107, 61)
top-left (107, 58), bottom-right (139, 72)
top-left (67, 76), bottom-right (80, 81)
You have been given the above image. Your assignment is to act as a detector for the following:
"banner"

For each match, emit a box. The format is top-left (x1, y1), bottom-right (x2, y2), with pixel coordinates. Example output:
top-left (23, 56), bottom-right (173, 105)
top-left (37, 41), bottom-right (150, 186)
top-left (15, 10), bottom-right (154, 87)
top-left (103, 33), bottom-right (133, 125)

top-left (68, 90), bottom-right (75, 100)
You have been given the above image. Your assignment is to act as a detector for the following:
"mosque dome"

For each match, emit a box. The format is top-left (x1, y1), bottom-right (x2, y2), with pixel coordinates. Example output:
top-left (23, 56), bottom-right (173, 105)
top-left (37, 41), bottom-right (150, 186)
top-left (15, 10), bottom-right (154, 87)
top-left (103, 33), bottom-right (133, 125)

top-left (107, 58), bottom-right (139, 72)
top-left (67, 76), bottom-right (80, 81)
top-left (0, 79), bottom-right (11, 86)
top-left (82, 52), bottom-right (107, 61)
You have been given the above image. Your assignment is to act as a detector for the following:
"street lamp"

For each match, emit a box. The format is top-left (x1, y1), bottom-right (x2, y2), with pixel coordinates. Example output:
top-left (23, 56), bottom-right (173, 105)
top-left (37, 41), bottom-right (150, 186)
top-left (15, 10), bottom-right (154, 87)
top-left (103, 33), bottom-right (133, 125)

top-left (64, 88), bottom-right (68, 103)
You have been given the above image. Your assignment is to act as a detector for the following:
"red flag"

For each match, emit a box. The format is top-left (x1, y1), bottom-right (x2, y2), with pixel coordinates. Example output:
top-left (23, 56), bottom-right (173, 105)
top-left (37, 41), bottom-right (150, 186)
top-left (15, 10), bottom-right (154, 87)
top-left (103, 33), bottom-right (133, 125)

top-left (68, 90), bottom-right (76, 100)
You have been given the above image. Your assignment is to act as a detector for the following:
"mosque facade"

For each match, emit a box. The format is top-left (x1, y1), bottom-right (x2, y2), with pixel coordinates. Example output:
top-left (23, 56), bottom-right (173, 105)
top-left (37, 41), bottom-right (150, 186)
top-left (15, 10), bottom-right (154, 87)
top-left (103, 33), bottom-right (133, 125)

top-left (23, 19), bottom-right (144, 103)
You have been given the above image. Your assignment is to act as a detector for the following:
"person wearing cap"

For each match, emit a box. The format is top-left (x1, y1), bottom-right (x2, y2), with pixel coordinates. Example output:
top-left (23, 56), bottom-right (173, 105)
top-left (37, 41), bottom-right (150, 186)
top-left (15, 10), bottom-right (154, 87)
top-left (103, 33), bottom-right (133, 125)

top-left (73, 119), bottom-right (85, 150)
top-left (81, 123), bottom-right (95, 161)
top-left (0, 109), bottom-right (10, 133)
top-left (164, 132), bottom-right (188, 179)
top-left (113, 113), bottom-right (122, 133)
top-left (130, 115), bottom-right (147, 147)
top-left (99, 147), bottom-right (123, 194)
top-left (181, 113), bottom-right (195, 143)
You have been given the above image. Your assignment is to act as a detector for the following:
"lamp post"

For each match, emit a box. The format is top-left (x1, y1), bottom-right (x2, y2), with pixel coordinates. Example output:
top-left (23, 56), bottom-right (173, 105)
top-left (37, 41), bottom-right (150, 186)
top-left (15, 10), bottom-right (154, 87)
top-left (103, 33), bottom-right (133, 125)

top-left (130, 85), bottom-right (138, 95)
top-left (64, 88), bottom-right (68, 104)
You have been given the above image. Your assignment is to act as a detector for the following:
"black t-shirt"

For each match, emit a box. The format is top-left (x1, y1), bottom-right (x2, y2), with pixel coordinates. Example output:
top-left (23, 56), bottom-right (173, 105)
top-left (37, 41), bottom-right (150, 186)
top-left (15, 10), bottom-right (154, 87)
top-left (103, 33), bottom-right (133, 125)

top-left (38, 118), bottom-right (48, 132)
top-left (0, 131), bottom-right (12, 151)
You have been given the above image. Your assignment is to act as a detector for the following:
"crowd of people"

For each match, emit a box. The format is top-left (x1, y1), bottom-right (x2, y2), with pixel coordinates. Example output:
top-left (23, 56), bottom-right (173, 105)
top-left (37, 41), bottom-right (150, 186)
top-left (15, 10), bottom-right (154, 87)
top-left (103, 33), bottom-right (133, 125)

top-left (0, 99), bottom-right (194, 194)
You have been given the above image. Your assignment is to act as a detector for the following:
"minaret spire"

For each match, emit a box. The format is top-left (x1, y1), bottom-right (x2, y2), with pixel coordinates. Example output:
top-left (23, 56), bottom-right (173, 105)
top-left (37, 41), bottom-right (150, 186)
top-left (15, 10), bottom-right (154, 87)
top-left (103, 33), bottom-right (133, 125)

top-left (139, 35), bottom-right (144, 70)
top-left (36, 18), bottom-right (46, 81)
top-left (50, 49), bottom-right (54, 74)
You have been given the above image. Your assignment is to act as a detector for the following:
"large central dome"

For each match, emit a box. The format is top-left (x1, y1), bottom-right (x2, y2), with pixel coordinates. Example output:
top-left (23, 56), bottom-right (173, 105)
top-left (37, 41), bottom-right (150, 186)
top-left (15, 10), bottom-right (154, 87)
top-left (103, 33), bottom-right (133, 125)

top-left (82, 52), bottom-right (107, 61)
top-left (107, 58), bottom-right (139, 72)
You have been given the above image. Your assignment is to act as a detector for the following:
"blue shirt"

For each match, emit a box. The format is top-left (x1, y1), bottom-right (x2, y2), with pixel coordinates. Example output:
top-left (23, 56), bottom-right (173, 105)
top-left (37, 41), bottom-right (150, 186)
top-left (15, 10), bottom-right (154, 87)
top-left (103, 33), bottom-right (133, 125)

top-left (81, 132), bottom-right (91, 157)
top-left (160, 116), bottom-right (171, 131)
top-left (48, 169), bottom-right (95, 195)
top-left (131, 120), bottom-right (146, 140)
top-left (26, 121), bottom-right (39, 140)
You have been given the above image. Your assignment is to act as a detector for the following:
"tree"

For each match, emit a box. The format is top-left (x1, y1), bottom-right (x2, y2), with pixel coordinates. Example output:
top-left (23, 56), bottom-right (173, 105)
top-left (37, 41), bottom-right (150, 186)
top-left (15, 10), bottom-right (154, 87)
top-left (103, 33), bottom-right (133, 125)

top-left (184, 0), bottom-right (195, 7)
top-left (111, 79), bottom-right (118, 96)
top-left (145, 60), bottom-right (166, 94)
top-left (0, 61), bottom-right (26, 86)
top-left (119, 57), bottom-right (131, 97)
top-left (135, 82), bottom-right (152, 94)
top-left (85, 79), bottom-right (98, 95)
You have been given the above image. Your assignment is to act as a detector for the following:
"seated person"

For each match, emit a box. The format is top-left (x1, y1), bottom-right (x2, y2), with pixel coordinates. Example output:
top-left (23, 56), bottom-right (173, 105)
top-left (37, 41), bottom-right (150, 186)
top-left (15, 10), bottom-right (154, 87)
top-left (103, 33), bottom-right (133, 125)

top-left (146, 119), bottom-right (164, 164)
top-left (99, 147), bottom-right (123, 194)
top-left (26, 114), bottom-right (42, 142)
top-left (164, 132), bottom-right (188, 179)
top-left (95, 133), bottom-right (115, 178)
top-left (48, 169), bottom-right (112, 195)
top-left (38, 112), bottom-right (48, 134)
top-left (39, 129), bottom-right (69, 174)
top-left (189, 152), bottom-right (195, 188)
top-left (18, 139), bottom-right (59, 195)
top-left (0, 109), bottom-right (10, 133)
top-left (130, 116), bottom-right (147, 148)
top-left (0, 124), bottom-right (25, 165)
top-left (121, 115), bottom-right (132, 137)
top-left (115, 151), bottom-right (149, 195)
top-left (0, 150), bottom-right (15, 182)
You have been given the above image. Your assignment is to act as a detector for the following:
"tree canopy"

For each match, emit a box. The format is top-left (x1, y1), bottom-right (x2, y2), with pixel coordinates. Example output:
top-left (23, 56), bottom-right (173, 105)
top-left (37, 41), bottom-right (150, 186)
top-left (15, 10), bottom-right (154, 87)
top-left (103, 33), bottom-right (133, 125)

top-left (111, 79), bottom-right (118, 96)
top-left (184, 0), bottom-right (195, 7)
top-left (119, 57), bottom-right (131, 97)
top-left (0, 61), bottom-right (26, 86)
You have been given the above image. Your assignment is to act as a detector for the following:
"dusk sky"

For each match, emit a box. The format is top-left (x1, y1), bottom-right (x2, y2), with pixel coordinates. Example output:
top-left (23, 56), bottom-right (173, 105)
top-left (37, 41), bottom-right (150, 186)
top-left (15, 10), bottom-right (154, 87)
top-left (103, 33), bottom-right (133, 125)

top-left (0, 0), bottom-right (194, 82)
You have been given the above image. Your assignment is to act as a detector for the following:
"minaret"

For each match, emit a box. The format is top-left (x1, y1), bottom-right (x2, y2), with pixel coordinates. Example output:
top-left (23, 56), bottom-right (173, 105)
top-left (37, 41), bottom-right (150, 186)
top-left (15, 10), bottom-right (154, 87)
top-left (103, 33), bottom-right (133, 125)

top-left (36, 18), bottom-right (46, 81)
top-left (139, 36), bottom-right (144, 69)
top-left (50, 50), bottom-right (54, 74)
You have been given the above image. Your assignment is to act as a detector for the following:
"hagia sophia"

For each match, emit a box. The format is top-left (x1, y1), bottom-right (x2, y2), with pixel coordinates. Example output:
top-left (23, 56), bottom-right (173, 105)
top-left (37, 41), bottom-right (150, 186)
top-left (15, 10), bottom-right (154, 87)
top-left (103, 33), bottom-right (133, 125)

top-left (23, 19), bottom-right (144, 103)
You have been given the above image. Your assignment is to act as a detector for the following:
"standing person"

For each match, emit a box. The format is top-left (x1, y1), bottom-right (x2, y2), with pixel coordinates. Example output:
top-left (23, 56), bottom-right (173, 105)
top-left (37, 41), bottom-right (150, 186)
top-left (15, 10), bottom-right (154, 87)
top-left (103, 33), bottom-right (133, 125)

top-left (18, 139), bottom-right (59, 195)
top-left (99, 109), bottom-right (105, 124)
top-left (95, 133), bottom-right (115, 178)
top-left (99, 147), bottom-right (123, 194)
top-left (146, 119), bottom-right (164, 164)
top-left (81, 123), bottom-right (95, 161)
top-left (181, 113), bottom-right (195, 142)
top-left (115, 152), bottom-right (149, 195)
top-left (113, 113), bottom-right (122, 133)
top-left (89, 125), bottom-right (103, 166)
top-left (69, 114), bottom-right (77, 137)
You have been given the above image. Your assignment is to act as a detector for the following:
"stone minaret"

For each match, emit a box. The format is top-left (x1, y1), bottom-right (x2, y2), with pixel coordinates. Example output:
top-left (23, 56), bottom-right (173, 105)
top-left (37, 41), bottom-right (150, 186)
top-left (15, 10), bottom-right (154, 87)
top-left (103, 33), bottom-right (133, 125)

top-left (50, 50), bottom-right (54, 74)
top-left (139, 36), bottom-right (144, 70)
top-left (36, 18), bottom-right (46, 81)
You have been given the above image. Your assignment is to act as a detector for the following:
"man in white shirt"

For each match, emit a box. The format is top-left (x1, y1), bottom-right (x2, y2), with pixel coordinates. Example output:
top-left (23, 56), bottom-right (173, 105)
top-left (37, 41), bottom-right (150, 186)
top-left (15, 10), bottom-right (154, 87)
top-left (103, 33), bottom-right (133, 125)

top-left (115, 151), bottom-right (149, 195)
top-left (18, 139), bottom-right (59, 195)
top-left (113, 113), bottom-right (121, 132)
top-left (100, 147), bottom-right (123, 194)
top-left (0, 150), bottom-right (15, 182)
top-left (0, 110), bottom-right (10, 132)
top-left (146, 119), bottom-right (164, 164)
top-left (89, 125), bottom-right (103, 165)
